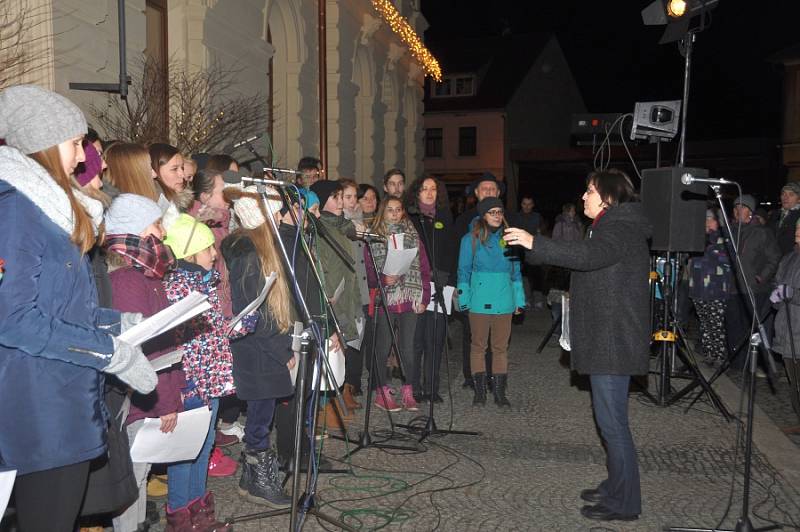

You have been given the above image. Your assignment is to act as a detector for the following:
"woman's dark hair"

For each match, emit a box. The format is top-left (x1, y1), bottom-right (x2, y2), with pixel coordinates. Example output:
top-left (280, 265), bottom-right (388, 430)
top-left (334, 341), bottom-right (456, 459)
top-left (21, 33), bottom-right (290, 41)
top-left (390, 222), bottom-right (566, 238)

top-left (192, 169), bottom-right (221, 201)
top-left (206, 154), bottom-right (238, 174)
top-left (404, 175), bottom-right (449, 211)
top-left (357, 183), bottom-right (379, 201)
top-left (383, 168), bottom-right (405, 186)
top-left (85, 127), bottom-right (101, 144)
top-left (587, 169), bottom-right (636, 206)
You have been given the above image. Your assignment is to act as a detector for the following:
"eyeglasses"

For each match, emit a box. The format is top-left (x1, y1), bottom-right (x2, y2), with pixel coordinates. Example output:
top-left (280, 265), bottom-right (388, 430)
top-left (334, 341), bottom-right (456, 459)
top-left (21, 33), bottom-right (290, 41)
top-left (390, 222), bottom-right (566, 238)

top-left (486, 209), bottom-right (504, 217)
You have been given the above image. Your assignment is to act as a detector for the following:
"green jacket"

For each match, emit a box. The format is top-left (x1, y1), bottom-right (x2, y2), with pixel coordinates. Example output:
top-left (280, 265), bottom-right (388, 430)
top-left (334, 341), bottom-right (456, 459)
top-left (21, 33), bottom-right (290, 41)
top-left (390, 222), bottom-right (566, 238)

top-left (316, 212), bottom-right (361, 340)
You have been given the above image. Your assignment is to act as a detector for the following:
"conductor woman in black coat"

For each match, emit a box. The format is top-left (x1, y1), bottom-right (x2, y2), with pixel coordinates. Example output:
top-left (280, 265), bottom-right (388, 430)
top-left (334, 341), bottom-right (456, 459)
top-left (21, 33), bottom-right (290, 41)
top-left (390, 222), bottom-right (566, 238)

top-left (504, 169), bottom-right (651, 522)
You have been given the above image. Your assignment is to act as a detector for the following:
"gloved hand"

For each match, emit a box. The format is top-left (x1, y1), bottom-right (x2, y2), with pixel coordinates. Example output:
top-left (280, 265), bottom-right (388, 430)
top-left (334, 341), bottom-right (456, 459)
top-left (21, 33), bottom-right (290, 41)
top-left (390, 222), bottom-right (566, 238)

top-left (770, 284), bottom-right (793, 304)
top-left (121, 312), bottom-right (143, 333)
top-left (105, 337), bottom-right (157, 394)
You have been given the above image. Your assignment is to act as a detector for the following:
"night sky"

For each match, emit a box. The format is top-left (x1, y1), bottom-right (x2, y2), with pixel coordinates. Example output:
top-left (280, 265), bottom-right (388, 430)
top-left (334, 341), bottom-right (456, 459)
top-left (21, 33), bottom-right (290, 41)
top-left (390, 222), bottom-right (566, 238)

top-left (421, 1), bottom-right (800, 141)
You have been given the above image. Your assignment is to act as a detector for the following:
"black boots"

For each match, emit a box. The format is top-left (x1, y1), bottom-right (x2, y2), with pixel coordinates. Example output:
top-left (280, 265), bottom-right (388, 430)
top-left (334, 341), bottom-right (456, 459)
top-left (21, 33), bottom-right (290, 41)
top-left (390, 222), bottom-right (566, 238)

top-left (493, 374), bottom-right (511, 407)
top-left (472, 373), bottom-right (487, 406)
top-left (239, 448), bottom-right (292, 508)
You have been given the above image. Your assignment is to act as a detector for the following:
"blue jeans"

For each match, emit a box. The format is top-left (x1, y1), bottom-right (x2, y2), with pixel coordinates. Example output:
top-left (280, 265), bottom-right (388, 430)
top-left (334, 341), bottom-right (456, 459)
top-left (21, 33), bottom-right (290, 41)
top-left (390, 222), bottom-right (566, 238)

top-left (167, 398), bottom-right (219, 510)
top-left (589, 375), bottom-right (641, 516)
top-left (244, 398), bottom-right (277, 451)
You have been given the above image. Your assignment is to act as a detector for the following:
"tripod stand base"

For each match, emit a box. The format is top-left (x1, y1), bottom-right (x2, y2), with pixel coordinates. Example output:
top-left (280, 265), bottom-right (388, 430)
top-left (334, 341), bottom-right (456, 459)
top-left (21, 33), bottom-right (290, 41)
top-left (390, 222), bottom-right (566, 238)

top-left (664, 519), bottom-right (780, 532)
top-left (336, 429), bottom-right (419, 461)
top-left (227, 493), bottom-right (359, 532)
top-left (397, 417), bottom-right (480, 443)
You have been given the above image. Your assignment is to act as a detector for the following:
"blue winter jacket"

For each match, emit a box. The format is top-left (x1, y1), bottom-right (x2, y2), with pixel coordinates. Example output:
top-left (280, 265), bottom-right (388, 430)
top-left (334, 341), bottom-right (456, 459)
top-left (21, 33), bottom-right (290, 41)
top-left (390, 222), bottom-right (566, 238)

top-left (0, 179), bottom-right (118, 476)
top-left (457, 227), bottom-right (526, 314)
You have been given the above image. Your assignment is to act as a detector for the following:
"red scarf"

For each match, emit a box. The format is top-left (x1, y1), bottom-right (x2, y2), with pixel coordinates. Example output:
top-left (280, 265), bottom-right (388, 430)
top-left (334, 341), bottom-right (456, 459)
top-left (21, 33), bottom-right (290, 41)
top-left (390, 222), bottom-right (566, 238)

top-left (104, 234), bottom-right (176, 279)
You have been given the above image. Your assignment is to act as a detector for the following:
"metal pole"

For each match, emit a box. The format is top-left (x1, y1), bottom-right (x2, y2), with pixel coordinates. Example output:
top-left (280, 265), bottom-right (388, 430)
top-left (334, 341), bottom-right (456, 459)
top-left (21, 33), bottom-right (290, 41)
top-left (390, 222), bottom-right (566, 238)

top-left (318, 0), bottom-right (328, 174)
top-left (678, 31), bottom-right (695, 167)
top-left (117, 0), bottom-right (128, 98)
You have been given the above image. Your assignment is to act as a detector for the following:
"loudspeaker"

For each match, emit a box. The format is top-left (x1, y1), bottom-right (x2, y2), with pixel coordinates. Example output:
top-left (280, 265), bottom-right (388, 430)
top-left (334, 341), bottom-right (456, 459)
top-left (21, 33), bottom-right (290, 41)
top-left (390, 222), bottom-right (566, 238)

top-left (641, 166), bottom-right (707, 252)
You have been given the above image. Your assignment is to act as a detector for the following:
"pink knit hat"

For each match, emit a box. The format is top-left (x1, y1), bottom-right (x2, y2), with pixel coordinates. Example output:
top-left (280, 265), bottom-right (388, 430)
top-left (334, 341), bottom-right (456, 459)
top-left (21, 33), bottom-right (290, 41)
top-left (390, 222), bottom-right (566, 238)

top-left (75, 140), bottom-right (103, 187)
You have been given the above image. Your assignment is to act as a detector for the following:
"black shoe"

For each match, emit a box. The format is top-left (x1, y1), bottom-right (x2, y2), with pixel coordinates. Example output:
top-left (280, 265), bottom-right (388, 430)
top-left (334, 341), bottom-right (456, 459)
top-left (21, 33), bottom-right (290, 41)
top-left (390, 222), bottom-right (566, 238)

top-left (493, 374), bottom-right (511, 407)
top-left (413, 392), bottom-right (428, 403)
top-left (580, 488), bottom-right (603, 503)
top-left (580, 504), bottom-right (638, 522)
top-left (239, 449), bottom-right (292, 508)
top-left (472, 373), bottom-right (487, 406)
top-left (431, 393), bottom-right (444, 403)
top-left (486, 375), bottom-right (494, 392)
top-left (462, 377), bottom-right (474, 389)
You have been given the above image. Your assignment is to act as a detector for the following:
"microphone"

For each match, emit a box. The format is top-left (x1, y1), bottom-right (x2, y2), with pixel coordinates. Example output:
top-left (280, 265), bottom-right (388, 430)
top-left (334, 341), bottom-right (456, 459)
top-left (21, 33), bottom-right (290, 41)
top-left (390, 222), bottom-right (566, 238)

top-left (345, 226), bottom-right (386, 242)
top-left (242, 176), bottom-right (294, 187)
top-left (231, 134), bottom-right (261, 150)
top-left (262, 166), bottom-right (303, 176)
top-left (222, 170), bottom-right (247, 185)
top-left (681, 173), bottom-right (737, 186)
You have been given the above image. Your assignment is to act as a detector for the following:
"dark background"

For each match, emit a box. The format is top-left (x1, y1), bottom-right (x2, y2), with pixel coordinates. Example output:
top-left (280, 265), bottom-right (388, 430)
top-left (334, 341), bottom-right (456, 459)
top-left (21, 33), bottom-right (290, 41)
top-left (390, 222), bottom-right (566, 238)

top-left (421, 1), bottom-right (799, 141)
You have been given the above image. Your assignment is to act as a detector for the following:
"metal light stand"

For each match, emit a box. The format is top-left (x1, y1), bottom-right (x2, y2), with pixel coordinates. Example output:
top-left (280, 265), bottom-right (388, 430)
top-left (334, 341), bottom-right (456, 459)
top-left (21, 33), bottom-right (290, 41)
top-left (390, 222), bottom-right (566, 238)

top-left (665, 183), bottom-right (779, 532)
top-left (225, 170), bottom-right (352, 531)
top-left (396, 214), bottom-right (480, 441)
top-left (336, 236), bottom-right (419, 458)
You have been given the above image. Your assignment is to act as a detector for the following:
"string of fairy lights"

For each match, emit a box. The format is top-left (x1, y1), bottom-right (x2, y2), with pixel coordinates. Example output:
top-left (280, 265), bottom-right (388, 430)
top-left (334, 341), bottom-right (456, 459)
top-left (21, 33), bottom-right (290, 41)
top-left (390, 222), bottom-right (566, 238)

top-left (370, 0), bottom-right (442, 81)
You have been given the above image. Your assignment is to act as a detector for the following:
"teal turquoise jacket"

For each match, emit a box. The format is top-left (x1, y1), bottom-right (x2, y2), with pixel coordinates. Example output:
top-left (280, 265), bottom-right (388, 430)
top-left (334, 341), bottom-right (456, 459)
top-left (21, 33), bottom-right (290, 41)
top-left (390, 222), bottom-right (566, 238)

top-left (457, 227), bottom-right (526, 314)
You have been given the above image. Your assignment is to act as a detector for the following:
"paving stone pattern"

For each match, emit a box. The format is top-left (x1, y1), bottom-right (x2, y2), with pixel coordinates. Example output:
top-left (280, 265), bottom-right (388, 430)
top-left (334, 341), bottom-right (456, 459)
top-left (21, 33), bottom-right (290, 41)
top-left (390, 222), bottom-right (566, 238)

top-left (149, 310), bottom-right (800, 531)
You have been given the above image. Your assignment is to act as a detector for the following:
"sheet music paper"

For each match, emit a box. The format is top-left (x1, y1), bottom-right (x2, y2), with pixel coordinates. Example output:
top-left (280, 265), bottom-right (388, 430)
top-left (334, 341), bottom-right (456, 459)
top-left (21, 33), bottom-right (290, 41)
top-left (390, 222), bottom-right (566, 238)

top-left (149, 349), bottom-right (184, 372)
top-left (0, 469), bottom-right (15, 518)
top-left (381, 234), bottom-right (418, 276)
top-left (329, 277), bottom-right (345, 305)
top-left (426, 284), bottom-right (455, 315)
top-left (226, 272), bottom-right (276, 335)
top-left (129, 407), bottom-right (213, 463)
top-left (118, 291), bottom-right (210, 346)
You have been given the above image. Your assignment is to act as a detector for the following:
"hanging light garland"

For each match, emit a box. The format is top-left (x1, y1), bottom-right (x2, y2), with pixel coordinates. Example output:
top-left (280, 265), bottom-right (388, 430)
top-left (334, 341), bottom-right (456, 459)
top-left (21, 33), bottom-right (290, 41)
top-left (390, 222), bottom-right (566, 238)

top-left (370, 0), bottom-right (442, 81)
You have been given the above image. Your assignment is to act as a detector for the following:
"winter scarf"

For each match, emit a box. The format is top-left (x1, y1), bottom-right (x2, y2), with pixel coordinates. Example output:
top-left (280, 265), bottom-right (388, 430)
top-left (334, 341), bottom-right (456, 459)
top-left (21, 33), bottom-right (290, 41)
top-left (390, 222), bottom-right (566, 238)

top-left (104, 233), bottom-right (175, 279)
top-left (372, 220), bottom-right (424, 307)
top-left (0, 146), bottom-right (104, 236)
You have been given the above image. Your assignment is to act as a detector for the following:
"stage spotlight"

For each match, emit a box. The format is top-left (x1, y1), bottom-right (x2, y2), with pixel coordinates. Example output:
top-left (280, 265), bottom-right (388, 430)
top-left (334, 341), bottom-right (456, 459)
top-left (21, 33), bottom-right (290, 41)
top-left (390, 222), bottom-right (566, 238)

top-left (666, 0), bottom-right (687, 18)
top-left (641, 0), bottom-right (719, 42)
top-left (630, 100), bottom-right (682, 141)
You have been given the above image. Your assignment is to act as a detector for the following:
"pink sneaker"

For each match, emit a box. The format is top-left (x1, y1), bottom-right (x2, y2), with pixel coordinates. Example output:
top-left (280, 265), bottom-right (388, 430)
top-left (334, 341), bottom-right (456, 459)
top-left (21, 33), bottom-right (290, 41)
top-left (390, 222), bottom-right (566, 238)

top-left (374, 386), bottom-right (401, 412)
top-left (401, 385), bottom-right (419, 411)
top-left (208, 447), bottom-right (237, 477)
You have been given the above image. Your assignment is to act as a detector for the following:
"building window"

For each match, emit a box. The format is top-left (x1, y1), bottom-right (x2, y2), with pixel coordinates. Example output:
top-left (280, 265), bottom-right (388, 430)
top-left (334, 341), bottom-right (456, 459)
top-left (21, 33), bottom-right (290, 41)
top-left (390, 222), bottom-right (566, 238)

top-left (458, 126), bottom-right (477, 156)
top-left (432, 75), bottom-right (476, 98)
top-left (425, 128), bottom-right (443, 158)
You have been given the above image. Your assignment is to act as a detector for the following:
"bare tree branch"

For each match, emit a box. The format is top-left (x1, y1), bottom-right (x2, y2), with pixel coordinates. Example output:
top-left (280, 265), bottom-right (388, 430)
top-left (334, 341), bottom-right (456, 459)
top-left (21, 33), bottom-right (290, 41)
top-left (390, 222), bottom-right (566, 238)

top-left (0, 0), bottom-right (52, 89)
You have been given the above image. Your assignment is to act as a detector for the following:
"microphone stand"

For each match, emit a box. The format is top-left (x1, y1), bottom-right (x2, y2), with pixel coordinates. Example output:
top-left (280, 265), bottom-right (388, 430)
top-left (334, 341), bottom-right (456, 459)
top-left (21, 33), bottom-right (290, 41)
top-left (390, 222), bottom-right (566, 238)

top-left (665, 183), bottom-right (778, 532)
top-left (225, 177), bottom-right (352, 532)
top-left (396, 211), bottom-right (480, 441)
top-left (336, 235), bottom-right (418, 458)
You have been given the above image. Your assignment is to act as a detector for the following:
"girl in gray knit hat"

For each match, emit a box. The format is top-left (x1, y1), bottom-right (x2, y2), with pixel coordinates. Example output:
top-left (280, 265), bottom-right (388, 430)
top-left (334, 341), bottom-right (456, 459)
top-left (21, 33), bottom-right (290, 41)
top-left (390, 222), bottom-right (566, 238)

top-left (0, 85), bottom-right (156, 531)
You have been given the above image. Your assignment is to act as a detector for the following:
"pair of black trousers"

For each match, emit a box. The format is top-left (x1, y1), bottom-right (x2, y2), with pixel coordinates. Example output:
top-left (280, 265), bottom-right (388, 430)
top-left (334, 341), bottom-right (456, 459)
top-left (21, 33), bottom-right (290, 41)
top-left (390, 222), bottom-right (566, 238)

top-left (413, 310), bottom-right (446, 395)
top-left (14, 460), bottom-right (91, 532)
top-left (243, 398), bottom-right (277, 451)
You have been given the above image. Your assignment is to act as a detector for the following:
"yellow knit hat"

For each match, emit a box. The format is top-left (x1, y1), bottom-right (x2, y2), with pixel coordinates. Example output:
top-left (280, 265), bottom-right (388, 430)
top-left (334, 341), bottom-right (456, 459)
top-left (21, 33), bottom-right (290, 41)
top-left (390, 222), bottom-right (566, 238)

top-left (163, 213), bottom-right (215, 259)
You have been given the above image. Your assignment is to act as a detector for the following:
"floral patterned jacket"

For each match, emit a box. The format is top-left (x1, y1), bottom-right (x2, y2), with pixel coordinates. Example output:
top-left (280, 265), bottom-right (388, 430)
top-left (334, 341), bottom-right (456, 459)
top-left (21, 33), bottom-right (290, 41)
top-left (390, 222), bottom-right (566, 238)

top-left (163, 260), bottom-right (257, 404)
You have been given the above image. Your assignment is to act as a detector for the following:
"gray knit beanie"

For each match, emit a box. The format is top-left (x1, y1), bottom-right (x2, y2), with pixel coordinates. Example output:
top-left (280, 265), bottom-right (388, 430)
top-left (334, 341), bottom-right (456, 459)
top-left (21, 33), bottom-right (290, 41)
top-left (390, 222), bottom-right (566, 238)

top-left (0, 85), bottom-right (87, 154)
top-left (105, 194), bottom-right (164, 236)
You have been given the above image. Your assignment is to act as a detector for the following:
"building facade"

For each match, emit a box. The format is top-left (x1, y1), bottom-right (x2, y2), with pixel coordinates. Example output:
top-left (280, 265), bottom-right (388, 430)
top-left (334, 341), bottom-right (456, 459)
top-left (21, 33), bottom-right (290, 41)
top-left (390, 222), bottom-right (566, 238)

top-left (8, 0), bottom-right (429, 188)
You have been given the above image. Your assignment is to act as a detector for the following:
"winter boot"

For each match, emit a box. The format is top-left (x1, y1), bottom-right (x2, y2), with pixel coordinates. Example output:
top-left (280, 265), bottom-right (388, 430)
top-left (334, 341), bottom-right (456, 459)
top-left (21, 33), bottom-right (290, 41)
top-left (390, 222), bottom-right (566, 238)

top-left (400, 384), bottom-right (419, 411)
top-left (188, 491), bottom-right (232, 531)
top-left (472, 373), bottom-right (487, 406)
top-left (238, 448), bottom-right (292, 508)
top-left (342, 383), bottom-right (362, 409)
top-left (493, 374), bottom-right (511, 407)
top-left (164, 504), bottom-right (194, 532)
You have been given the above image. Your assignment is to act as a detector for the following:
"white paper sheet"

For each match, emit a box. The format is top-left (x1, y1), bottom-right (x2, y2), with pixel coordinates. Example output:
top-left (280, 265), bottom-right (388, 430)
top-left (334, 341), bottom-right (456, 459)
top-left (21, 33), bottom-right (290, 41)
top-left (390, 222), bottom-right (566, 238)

top-left (119, 291), bottom-right (211, 346)
top-left (312, 340), bottom-right (346, 391)
top-left (226, 272), bottom-right (276, 335)
top-left (329, 277), bottom-right (345, 305)
top-left (382, 247), bottom-right (418, 276)
top-left (149, 349), bottom-right (184, 372)
top-left (0, 469), bottom-right (15, 518)
top-left (129, 407), bottom-right (213, 463)
top-left (426, 284), bottom-right (455, 315)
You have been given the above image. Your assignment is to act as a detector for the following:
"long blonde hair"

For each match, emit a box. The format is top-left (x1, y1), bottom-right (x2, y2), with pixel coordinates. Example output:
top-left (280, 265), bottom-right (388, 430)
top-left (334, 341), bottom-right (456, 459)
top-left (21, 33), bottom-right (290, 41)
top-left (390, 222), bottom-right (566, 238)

top-left (225, 188), bottom-right (293, 332)
top-left (29, 146), bottom-right (96, 254)
top-left (370, 196), bottom-right (410, 237)
top-left (105, 143), bottom-right (159, 201)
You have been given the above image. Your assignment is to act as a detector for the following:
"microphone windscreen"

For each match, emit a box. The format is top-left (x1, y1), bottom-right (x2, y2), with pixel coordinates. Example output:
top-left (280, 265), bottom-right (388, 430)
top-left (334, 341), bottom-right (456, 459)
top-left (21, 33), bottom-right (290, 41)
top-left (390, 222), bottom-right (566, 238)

top-left (222, 170), bottom-right (248, 185)
top-left (344, 225), bottom-right (358, 241)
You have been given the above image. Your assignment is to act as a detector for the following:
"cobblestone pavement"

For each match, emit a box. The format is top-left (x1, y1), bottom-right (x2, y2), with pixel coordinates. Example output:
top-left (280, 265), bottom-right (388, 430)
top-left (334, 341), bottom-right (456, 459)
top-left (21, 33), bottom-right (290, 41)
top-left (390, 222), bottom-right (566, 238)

top-left (147, 309), bottom-right (800, 531)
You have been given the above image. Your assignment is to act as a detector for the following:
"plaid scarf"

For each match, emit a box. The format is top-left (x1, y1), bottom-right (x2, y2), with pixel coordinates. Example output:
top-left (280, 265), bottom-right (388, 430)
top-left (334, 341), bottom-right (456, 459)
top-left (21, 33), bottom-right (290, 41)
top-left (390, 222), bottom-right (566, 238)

top-left (104, 234), bottom-right (176, 279)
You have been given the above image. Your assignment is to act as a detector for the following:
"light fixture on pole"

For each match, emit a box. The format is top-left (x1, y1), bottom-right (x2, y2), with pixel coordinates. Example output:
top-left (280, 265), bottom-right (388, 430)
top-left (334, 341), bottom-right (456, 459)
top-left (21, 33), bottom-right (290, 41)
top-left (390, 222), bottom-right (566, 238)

top-left (641, 0), bottom-right (719, 44)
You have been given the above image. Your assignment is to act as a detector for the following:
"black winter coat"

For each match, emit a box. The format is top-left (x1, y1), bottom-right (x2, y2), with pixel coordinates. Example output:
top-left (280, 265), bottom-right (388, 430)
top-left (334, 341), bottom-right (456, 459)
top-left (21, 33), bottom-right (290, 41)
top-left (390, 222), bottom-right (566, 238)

top-left (409, 205), bottom-right (455, 285)
top-left (727, 221), bottom-right (781, 295)
top-left (222, 234), bottom-right (294, 400)
top-left (769, 208), bottom-right (800, 257)
top-left (526, 203), bottom-right (652, 376)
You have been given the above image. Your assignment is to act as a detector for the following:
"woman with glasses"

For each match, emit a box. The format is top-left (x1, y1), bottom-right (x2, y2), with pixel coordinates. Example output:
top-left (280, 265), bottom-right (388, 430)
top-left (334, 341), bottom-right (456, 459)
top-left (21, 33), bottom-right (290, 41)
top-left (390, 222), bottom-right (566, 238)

top-left (504, 169), bottom-right (650, 522)
top-left (456, 197), bottom-right (526, 408)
